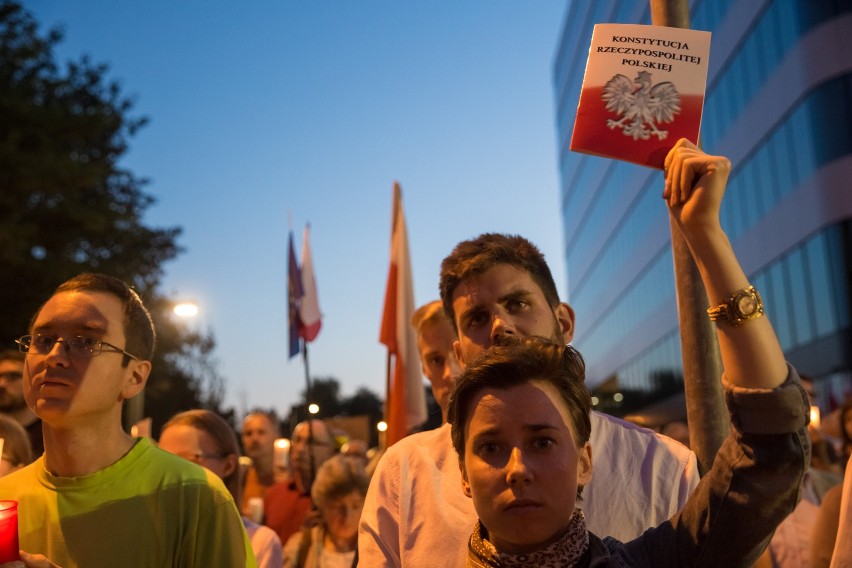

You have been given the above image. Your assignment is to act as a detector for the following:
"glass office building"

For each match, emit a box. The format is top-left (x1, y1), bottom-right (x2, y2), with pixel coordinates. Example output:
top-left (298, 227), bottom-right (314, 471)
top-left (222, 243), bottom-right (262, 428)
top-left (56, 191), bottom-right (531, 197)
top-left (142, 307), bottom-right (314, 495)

top-left (552, 1), bottom-right (852, 423)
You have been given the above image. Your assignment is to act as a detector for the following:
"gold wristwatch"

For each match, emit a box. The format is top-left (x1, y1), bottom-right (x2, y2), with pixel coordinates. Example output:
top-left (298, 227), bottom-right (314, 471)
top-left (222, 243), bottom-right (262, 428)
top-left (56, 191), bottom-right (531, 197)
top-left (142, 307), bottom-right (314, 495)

top-left (707, 286), bottom-right (764, 326)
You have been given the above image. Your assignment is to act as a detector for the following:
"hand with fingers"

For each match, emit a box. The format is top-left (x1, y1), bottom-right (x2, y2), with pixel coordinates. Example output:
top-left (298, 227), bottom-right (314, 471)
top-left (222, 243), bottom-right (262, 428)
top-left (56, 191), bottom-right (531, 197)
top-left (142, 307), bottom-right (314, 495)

top-left (0, 551), bottom-right (62, 568)
top-left (663, 138), bottom-right (731, 237)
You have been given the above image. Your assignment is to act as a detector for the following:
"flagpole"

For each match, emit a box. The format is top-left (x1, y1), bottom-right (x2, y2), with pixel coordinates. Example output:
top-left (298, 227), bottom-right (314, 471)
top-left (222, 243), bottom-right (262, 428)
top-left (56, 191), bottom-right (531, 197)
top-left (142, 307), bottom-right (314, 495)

top-left (302, 340), bottom-right (316, 490)
top-left (384, 352), bottom-right (392, 451)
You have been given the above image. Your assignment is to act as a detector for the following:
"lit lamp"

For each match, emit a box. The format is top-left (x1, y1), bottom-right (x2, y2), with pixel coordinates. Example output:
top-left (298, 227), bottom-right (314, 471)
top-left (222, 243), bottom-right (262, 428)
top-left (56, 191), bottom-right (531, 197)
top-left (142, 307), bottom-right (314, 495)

top-left (0, 500), bottom-right (19, 563)
top-left (377, 420), bottom-right (388, 451)
top-left (172, 301), bottom-right (199, 318)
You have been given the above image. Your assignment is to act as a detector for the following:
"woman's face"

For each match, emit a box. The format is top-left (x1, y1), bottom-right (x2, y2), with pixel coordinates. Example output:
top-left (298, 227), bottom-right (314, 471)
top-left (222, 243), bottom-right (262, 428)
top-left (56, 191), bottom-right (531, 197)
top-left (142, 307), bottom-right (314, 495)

top-left (321, 489), bottom-right (365, 544)
top-left (461, 380), bottom-right (592, 554)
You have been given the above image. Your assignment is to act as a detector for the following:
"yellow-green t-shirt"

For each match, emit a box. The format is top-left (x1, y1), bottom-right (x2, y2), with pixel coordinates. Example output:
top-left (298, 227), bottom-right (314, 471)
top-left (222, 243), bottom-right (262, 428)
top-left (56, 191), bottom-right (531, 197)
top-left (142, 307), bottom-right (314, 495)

top-left (0, 437), bottom-right (257, 568)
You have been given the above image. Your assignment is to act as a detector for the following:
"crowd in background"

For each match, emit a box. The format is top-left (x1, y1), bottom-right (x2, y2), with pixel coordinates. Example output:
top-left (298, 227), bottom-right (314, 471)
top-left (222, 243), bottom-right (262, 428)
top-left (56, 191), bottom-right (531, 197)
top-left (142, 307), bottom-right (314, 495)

top-left (2, 142), bottom-right (852, 566)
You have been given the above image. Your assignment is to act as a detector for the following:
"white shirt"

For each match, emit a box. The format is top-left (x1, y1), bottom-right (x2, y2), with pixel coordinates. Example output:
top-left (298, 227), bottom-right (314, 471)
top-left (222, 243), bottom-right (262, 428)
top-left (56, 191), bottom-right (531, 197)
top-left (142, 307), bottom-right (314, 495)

top-left (244, 517), bottom-right (284, 568)
top-left (358, 413), bottom-right (699, 568)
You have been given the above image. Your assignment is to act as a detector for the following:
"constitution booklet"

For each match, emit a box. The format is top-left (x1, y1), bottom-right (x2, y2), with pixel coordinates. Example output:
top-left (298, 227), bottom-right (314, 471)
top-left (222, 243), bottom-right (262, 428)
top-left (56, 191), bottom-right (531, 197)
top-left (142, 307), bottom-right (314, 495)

top-left (569, 23), bottom-right (711, 169)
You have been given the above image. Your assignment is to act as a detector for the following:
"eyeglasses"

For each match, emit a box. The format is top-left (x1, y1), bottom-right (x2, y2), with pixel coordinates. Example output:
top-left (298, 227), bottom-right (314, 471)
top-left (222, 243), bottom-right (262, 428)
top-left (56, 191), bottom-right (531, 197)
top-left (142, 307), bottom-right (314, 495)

top-left (16, 334), bottom-right (139, 361)
top-left (175, 452), bottom-right (226, 464)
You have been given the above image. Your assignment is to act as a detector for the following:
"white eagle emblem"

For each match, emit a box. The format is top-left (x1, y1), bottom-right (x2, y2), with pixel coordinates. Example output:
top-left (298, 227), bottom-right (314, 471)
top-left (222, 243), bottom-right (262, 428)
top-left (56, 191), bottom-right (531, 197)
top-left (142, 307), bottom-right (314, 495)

top-left (601, 71), bottom-right (680, 140)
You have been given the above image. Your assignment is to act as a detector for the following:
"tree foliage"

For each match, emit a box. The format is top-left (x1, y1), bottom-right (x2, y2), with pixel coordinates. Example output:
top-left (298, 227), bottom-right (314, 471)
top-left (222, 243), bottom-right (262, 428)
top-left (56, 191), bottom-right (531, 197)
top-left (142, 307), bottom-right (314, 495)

top-left (282, 377), bottom-right (384, 433)
top-left (0, 1), bottom-right (224, 433)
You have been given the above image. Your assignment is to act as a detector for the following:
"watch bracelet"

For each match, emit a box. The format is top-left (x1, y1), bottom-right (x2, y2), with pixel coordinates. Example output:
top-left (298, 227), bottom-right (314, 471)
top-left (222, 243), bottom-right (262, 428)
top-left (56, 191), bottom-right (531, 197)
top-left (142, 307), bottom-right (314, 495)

top-left (706, 285), bottom-right (764, 326)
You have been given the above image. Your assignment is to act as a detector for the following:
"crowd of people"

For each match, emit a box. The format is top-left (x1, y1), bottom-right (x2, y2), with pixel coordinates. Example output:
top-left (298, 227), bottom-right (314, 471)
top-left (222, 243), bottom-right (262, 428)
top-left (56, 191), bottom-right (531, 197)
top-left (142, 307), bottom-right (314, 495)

top-left (0, 142), bottom-right (850, 567)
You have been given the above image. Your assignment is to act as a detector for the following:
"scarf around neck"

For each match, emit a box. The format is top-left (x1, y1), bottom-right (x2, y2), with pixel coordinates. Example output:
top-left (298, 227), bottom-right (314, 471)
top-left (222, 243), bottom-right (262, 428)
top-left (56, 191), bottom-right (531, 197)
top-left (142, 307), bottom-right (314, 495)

top-left (466, 508), bottom-right (590, 568)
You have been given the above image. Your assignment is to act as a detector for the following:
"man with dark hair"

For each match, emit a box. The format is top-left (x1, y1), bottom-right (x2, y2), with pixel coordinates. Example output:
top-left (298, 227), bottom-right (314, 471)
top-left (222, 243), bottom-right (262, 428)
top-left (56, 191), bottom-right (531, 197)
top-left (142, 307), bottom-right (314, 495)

top-left (360, 202), bottom-right (698, 568)
top-left (0, 273), bottom-right (255, 567)
top-left (438, 232), bottom-right (563, 330)
top-left (0, 349), bottom-right (42, 457)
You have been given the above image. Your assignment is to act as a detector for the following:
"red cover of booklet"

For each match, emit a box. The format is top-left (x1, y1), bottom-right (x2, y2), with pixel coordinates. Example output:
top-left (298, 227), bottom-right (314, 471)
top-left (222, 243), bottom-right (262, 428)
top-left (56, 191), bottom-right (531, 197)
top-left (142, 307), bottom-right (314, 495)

top-left (569, 23), bottom-right (711, 169)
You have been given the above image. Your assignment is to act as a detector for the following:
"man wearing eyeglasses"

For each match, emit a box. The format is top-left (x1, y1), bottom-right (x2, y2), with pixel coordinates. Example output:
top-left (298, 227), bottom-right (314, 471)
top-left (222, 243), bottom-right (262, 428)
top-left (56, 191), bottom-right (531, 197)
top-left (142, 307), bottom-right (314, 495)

top-left (0, 349), bottom-right (42, 458)
top-left (0, 273), bottom-right (256, 567)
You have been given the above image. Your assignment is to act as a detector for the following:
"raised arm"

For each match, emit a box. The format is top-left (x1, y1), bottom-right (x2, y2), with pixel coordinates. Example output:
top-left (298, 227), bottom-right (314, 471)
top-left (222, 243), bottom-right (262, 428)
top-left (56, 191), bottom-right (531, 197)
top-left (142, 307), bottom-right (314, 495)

top-left (663, 138), bottom-right (787, 390)
top-left (613, 139), bottom-right (809, 567)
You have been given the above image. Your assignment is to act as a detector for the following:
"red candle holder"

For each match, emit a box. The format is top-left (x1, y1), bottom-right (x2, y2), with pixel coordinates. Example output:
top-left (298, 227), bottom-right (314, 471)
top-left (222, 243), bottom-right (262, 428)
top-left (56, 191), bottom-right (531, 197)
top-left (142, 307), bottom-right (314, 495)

top-left (0, 500), bottom-right (19, 563)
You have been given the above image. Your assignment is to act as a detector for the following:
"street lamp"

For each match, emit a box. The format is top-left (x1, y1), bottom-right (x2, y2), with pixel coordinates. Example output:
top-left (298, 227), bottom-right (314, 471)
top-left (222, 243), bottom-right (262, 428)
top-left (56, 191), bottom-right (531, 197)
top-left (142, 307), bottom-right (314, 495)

top-left (308, 403), bottom-right (319, 415)
top-left (173, 301), bottom-right (199, 318)
top-left (125, 298), bottom-right (201, 432)
top-left (377, 421), bottom-right (388, 451)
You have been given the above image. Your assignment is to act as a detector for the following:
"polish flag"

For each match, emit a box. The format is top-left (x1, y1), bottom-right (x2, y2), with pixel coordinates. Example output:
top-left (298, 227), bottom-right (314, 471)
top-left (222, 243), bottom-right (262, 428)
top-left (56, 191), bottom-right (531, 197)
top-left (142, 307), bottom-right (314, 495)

top-left (380, 182), bottom-right (427, 446)
top-left (299, 225), bottom-right (322, 342)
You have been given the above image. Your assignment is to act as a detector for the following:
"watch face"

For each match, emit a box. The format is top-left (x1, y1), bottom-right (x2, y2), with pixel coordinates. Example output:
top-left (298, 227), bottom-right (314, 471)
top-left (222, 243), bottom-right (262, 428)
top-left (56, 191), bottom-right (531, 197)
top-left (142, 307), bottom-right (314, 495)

top-left (737, 293), bottom-right (757, 316)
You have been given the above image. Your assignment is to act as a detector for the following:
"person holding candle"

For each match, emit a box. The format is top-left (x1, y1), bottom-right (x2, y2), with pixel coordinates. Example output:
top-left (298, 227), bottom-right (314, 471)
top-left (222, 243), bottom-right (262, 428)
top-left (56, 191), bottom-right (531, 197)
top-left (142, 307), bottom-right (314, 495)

top-left (0, 273), bottom-right (256, 567)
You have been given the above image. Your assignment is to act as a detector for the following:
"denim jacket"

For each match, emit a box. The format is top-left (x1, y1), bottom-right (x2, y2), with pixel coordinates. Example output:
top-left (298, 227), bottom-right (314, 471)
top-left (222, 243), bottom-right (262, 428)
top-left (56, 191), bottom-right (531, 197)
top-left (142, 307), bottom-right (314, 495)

top-left (587, 364), bottom-right (810, 568)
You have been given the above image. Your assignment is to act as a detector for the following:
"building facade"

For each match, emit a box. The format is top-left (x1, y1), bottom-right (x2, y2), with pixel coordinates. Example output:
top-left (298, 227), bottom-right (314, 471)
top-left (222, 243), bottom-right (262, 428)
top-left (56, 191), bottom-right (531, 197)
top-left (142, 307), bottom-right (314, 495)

top-left (552, 0), bottom-right (852, 424)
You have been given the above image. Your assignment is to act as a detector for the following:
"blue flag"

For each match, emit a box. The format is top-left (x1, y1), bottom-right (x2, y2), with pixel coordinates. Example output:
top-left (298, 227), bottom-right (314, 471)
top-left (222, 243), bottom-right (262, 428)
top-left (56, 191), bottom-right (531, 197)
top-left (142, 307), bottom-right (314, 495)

top-left (287, 231), bottom-right (304, 358)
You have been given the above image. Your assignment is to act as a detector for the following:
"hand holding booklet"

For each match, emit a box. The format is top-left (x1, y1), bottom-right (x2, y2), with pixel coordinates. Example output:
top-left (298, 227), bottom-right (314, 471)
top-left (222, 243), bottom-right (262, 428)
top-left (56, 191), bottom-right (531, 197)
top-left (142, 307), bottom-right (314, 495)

top-left (570, 23), bottom-right (711, 169)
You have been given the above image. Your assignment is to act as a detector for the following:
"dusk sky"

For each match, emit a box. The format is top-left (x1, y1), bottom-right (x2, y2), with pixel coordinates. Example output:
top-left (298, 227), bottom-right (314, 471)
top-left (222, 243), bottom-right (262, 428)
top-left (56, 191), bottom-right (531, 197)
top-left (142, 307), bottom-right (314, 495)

top-left (27, 1), bottom-right (572, 418)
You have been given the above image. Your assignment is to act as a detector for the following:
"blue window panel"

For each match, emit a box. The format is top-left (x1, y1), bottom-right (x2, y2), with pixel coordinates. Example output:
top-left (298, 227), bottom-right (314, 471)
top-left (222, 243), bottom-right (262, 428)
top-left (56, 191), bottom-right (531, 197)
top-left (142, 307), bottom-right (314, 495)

top-left (779, 120), bottom-right (800, 195)
top-left (724, 170), bottom-right (742, 239)
top-left (825, 226), bottom-right (851, 328)
top-left (786, 247), bottom-right (815, 344)
top-left (739, 160), bottom-right (759, 232)
top-left (578, 250), bottom-right (673, 369)
top-left (768, 261), bottom-right (795, 350)
top-left (804, 232), bottom-right (839, 337)
top-left (671, 334), bottom-right (683, 375)
top-left (743, 32), bottom-right (763, 106)
top-left (572, 173), bottom-right (659, 305)
top-left (725, 68), bottom-right (739, 128)
top-left (754, 145), bottom-right (773, 220)
top-left (811, 77), bottom-right (852, 165)
top-left (776, 0), bottom-right (801, 49)
top-left (766, 134), bottom-right (784, 208)
top-left (767, 1), bottom-right (788, 63)
top-left (753, 10), bottom-right (776, 89)
top-left (790, 101), bottom-right (818, 183)
top-left (694, 0), bottom-right (718, 30)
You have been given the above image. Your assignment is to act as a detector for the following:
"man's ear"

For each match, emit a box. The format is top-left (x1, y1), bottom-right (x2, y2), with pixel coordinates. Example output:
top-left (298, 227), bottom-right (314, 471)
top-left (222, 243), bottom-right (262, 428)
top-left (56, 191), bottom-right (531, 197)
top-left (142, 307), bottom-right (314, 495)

top-left (555, 302), bottom-right (576, 344)
top-left (453, 340), bottom-right (467, 370)
top-left (576, 442), bottom-right (593, 487)
top-left (222, 454), bottom-right (238, 478)
top-left (120, 359), bottom-right (151, 401)
top-left (460, 461), bottom-right (472, 498)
